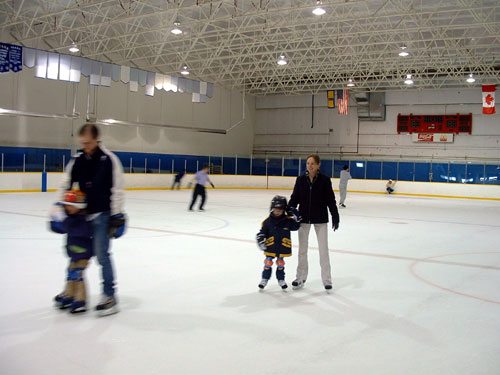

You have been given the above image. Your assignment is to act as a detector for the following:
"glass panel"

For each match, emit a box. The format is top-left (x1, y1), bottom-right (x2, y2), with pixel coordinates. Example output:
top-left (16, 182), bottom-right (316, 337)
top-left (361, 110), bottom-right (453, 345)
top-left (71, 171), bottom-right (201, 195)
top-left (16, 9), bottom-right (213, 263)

top-left (382, 161), bottom-right (397, 180)
top-left (2, 149), bottom-right (24, 172)
top-left (415, 163), bottom-right (430, 182)
top-left (398, 162), bottom-right (414, 182)
top-left (159, 155), bottom-right (173, 173)
top-left (237, 157), bottom-right (251, 175)
top-left (115, 152), bottom-right (132, 173)
top-left (222, 156), bottom-right (236, 174)
top-left (209, 156), bottom-right (222, 174)
top-left (24, 149), bottom-right (43, 172)
top-left (284, 158), bottom-right (299, 176)
top-left (131, 153), bottom-right (146, 173)
top-left (366, 161), bottom-right (382, 180)
top-left (448, 163), bottom-right (465, 184)
top-left (252, 157), bottom-right (266, 176)
top-left (267, 158), bottom-right (282, 176)
top-left (466, 164), bottom-right (483, 184)
top-left (321, 159), bottom-right (333, 178)
top-left (299, 158), bottom-right (307, 176)
top-left (431, 163), bottom-right (448, 183)
top-left (349, 160), bottom-right (365, 179)
top-left (484, 164), bottom-right (500, 185)
top-left (144, 156), bottom-right (159, 173)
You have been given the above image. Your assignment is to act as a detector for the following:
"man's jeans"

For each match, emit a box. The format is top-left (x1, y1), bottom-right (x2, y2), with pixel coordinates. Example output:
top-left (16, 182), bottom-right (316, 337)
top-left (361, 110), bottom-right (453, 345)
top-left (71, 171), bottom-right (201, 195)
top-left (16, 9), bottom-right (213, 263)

top-left (92, 212), bottom-right (115, 297)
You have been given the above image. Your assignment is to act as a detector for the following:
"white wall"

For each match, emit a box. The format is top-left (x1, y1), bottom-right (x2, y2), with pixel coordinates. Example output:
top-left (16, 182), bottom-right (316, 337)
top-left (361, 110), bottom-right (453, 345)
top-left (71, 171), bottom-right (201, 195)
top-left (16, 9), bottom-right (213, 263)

top-left (255, 89), bottom-right (500, 161)
top-left (0, 67), bottom-right (255, 156)
top-left (1, 172), bottom-right (499, 200)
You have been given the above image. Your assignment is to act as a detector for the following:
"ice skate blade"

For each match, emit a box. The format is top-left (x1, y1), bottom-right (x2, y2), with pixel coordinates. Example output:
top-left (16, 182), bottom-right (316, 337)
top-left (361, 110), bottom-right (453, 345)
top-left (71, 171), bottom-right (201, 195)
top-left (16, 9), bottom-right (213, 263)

top-left (97, 305), bottom-right (119, 317)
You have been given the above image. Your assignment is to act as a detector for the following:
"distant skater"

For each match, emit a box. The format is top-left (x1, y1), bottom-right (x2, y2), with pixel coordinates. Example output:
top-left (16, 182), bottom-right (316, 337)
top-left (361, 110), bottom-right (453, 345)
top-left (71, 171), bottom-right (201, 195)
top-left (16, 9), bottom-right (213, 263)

top-left (339, 165), bottom-right (351, 208)
top-left (189, 165), bottom-right (215, 211)
top-left (172, 170), bottom-right (185, 190)
top-left (386, 179), bottom-right (397, 194)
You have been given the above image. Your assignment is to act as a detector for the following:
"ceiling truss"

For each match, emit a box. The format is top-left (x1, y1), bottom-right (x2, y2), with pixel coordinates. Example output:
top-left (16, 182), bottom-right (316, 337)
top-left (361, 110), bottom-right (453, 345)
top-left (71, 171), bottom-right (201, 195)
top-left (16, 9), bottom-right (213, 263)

top-left (1, 0), bottom-right (499, 95)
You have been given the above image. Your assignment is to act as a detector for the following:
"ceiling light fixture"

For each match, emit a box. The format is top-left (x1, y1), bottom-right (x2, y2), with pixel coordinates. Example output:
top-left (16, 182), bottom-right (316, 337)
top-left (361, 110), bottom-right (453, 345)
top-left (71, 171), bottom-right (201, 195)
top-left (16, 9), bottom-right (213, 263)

top-left (171, 21), bottom-right (182, 35)
top-left (69, 44), bottom-right (79, 53)
top-left (347, 79), bottom-right (355, 87)
top-left (404, 74), bottom-right (414, 85)
top-left (466, 73), bottom-right (476, 83)
top-left (180, 65), bottom-right (190, 75)
top-left (398, 46), bottom-right (409, 57)
top-left (277, 55), bottom-right (288, 65)
top-left (312, 1), bottom-right (326, 16)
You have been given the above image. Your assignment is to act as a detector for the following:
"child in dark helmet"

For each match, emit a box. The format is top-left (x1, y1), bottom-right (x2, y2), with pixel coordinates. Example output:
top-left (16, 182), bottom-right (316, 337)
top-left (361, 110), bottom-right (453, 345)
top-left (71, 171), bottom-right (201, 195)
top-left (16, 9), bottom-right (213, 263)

top-left (256, 195), bottom-right (302, 289)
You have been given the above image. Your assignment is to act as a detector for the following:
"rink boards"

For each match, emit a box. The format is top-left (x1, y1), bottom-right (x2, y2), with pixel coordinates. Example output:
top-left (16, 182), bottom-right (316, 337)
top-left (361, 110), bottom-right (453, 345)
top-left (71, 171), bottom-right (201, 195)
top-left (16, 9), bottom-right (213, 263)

top-left (0, 172), bottom-right (499, 200)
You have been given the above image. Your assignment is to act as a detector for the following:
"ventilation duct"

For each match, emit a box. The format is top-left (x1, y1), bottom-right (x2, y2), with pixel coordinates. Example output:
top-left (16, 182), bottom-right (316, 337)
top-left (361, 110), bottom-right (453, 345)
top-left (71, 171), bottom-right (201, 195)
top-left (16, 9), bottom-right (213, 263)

top-left (354, 92), bottom-right (385, 120)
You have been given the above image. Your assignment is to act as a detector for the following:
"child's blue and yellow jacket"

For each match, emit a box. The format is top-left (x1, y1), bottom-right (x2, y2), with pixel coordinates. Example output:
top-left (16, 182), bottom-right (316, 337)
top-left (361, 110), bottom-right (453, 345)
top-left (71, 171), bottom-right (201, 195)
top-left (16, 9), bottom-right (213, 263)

top-left (257, 213), bottom-right (300, 258)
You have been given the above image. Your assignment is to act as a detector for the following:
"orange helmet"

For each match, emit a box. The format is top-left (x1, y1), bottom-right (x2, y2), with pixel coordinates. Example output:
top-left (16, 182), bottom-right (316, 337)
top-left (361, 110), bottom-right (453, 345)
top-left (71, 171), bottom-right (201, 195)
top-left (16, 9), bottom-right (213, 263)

top-left (62, 190), bottom-right (87, 209)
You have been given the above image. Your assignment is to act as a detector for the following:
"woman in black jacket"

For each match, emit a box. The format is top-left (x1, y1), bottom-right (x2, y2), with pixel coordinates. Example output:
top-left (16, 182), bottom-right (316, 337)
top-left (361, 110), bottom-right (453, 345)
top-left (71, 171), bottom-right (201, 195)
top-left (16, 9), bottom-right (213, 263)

top-left (288, 154), bottom-right (340, 290)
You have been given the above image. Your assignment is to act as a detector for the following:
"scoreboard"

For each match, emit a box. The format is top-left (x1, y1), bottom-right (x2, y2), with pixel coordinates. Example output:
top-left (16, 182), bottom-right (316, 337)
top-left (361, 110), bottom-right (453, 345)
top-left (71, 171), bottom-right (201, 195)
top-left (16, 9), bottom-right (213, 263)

top-left (397, 113), bottom-right (472, 134)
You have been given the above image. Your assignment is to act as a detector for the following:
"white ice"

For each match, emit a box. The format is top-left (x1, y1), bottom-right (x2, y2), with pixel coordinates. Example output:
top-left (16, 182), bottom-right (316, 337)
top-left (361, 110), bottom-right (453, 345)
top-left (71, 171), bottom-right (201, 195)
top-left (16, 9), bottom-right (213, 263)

top-left (0, 189), bottom-right (499, 375)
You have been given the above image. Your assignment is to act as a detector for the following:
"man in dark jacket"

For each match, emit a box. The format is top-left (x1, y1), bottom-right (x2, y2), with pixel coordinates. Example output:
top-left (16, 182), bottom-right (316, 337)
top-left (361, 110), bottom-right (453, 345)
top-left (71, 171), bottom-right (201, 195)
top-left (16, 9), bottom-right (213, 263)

top-left (288, 154), bottom-right (340, 290)
top-left (60, 123), bottom-right (125, 316)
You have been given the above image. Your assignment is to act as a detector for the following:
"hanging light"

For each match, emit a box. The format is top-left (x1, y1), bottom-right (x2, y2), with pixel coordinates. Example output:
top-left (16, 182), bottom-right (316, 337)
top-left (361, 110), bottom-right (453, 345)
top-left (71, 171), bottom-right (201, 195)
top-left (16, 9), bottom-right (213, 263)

top-left (466, 73), bottom-right (476, 83)
top-left (277, 55), bottom-right (288, 65)
top-left (398, 46), bottom-right (409, 57)
top-left (69, 44), bottom-right (79, 53)
top-left (312, 1), bottom-right (326, 16)
top-left (171, 21), bottom-right (183, 35)
top-left (347, 79), bottom-right (355, 87)
top-left (404, 74), bottom-right (414, 85)
top-left (180, 65), bottom-right (190, 75)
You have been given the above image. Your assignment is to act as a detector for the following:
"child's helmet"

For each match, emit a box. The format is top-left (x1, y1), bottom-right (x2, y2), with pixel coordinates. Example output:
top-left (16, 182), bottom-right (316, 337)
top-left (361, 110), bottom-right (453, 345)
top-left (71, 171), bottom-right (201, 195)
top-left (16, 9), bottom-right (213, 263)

top-left (62, 190), bottom-right (87, 209)
top-left (270, 195), bottom-right (287, 210)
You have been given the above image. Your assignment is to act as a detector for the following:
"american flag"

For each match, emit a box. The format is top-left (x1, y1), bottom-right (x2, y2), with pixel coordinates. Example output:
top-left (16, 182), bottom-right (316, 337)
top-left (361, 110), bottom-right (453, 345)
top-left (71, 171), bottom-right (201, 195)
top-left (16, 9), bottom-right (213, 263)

top-left (336, 89), bottom-right (349, 115)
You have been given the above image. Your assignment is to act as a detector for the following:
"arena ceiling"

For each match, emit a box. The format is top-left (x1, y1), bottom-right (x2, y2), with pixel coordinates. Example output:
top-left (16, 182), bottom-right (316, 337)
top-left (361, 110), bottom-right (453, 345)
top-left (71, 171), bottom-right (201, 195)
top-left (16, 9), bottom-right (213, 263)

top-left (1, 0), bottom-right (500, 95)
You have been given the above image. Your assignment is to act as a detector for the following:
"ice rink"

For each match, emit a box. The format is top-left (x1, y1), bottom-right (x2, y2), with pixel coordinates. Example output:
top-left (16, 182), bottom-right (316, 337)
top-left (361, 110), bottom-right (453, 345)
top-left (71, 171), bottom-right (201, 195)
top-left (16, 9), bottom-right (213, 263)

top-left (0, 188), bottom-right (499, 375)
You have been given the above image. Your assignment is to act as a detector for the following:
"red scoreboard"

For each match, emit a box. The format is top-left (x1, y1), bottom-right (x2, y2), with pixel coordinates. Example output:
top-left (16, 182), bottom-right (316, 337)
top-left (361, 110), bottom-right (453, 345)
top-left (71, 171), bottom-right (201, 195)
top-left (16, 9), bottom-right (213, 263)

top-left (397, 113), bottom-right (472, 134)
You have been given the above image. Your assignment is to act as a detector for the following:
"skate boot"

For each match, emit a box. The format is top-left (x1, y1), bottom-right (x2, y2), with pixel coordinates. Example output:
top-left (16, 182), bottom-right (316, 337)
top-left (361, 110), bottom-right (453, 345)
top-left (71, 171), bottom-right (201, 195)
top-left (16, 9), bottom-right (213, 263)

top-left (291, 279), bottom-right (305, 290)
top-left (95, 295), bottom-right (119, 316)
top-left (258, 279), bottom-right (269, 289)
top-left (57, 295), bottom-right (74, 309)
top-left (278, 280), bottom-right (288, 289)
top-left (70, 301), bottom-right (87, 314)
top-left (54, 292), bottom-right (65, 306)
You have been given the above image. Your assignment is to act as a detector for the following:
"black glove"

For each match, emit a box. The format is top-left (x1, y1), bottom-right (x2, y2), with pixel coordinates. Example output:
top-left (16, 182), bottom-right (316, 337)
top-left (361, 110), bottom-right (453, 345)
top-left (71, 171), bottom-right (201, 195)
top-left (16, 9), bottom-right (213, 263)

top-left (332, 212), bottom-right (340, 231)
top-left (108, 213), bottom-right (127, 238)
top-left (256, 233), bottom-right (267, 251)
top-left (286, 206), bottom-right (302, 223)
top-left (210, 182), bottom-right (215, 188)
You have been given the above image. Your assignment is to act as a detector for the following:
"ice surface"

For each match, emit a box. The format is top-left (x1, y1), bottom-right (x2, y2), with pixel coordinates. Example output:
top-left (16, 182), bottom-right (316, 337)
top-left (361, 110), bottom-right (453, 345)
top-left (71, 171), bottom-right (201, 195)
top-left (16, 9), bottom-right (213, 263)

top-left (0, 189), bottom-right (499, 375)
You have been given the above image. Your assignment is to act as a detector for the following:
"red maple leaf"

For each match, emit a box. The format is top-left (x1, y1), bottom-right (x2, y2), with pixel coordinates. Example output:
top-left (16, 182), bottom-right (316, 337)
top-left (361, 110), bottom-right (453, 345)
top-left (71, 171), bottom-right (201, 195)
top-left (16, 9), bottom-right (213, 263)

top-left (485, 94), bottom-right (495, 105)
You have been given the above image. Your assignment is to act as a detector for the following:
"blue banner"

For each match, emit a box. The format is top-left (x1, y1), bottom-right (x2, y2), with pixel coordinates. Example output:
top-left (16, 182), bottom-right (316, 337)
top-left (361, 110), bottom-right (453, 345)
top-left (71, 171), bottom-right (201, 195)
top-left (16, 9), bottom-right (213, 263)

top-left (0, 43), bottom-right (23, 73)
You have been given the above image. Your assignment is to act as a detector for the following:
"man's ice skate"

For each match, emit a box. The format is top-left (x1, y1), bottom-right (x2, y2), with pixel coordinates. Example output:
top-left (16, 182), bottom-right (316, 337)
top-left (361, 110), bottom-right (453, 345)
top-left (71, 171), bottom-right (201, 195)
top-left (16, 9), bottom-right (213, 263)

top-left (54, 292), bottom-right (64, 304)
top-left (291, 279), bottom-right (305, 289)
top-left (324, 283), bottom-right (333, 290)
top-left (56, 295), bottom-right (74, 309)
top-left (258, 279), bottom-right (269, 289)
top-left (95, 295), bottom-right (119, 316)
top-left (70, 301), bottom-right (87, 314)
top-left (278, 280), bottom-right (288, 289)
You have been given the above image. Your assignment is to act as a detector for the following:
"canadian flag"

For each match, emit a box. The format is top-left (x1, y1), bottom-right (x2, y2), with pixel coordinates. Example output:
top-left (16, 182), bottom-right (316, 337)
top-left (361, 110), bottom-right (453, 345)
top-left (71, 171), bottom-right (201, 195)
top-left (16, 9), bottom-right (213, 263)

top-left (482, 85), bottom-right (496, 114)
